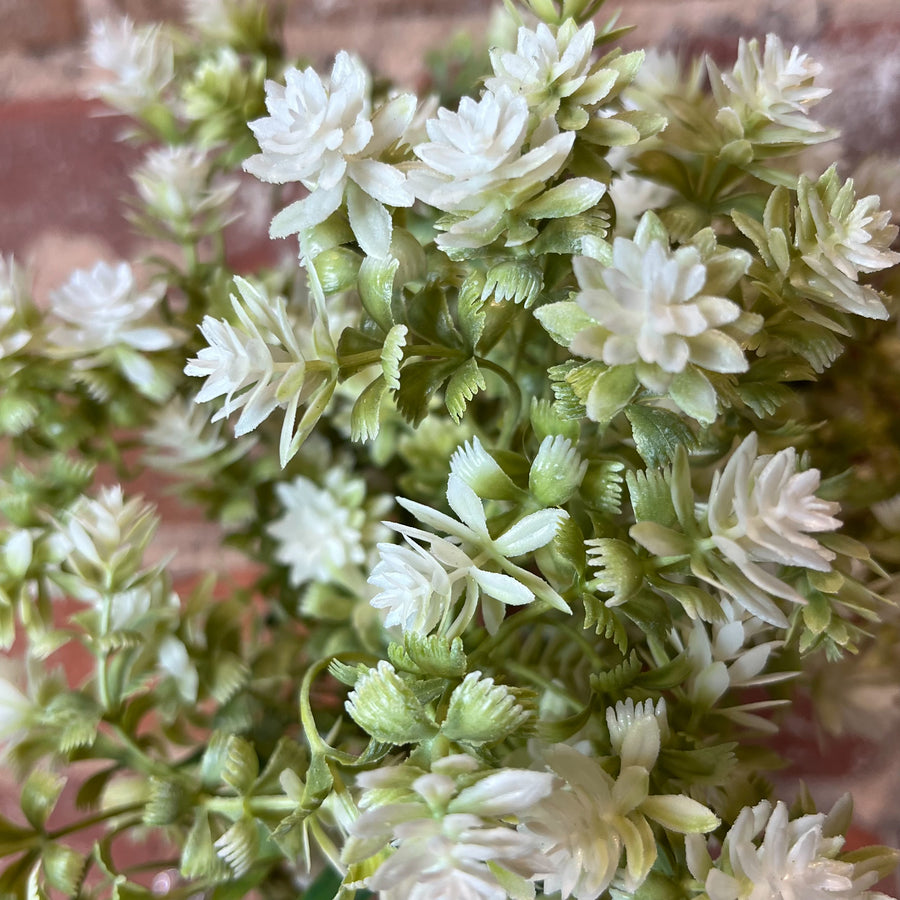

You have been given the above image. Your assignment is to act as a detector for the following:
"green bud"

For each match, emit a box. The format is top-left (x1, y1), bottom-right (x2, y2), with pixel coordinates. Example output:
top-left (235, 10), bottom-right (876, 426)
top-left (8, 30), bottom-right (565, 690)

top-left (441, 672), bottom-right (532, 745)
top-left (529, 435), bottom-right (587, 506)
top-left (312, 247), bottom-right (361, 294)
top-left (345, 661), bottom-right (438, 745)
top-left (223, 736), bottom-right (259, 795)
top-left (214, 816), bottom-right (260, 877)
top-left (144, 776), bottom-right (195, 826)
top-left (586, 538), bottom-right (643, 604)
top-left (42, 842), bottom-right (86, 895)
top-left (21, 770), bottom-right (65, 830)
top-left (388, 633), bottom-right (467, 678)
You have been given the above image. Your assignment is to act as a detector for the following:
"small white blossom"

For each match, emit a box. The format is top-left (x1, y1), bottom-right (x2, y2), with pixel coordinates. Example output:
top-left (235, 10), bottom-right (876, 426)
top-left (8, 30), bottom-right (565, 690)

top-left (184, 277), bottom-right (305, 437)
top-left (157, 635), bottom-right (198, 703)
top-left (705, 433), bottom-right (841, 617)
top-left (520, 744), bottom-right (719, 899)
top-left (267, 469), bottom-right (387, 588)
top-left (0, 255), bottom-right (32, 358)
top-left (142, 395), bottom-right (254, 472)
top-left (486, 19), bottom-right (614, 125)
top-left (606, 697), bottom-right (668, 770)
top-left (797, 166), bottom-right (900, 282)
top-left (687, 800), bottom-right (883, 900)
top-left (409, 86), bottom-right (575, 250)
top-left (369, 471), bottom-right (568, 636)
top-left (708, 34), bottom-right (832, 144)
top-left (87, 17), bottom-right (175, 114)
top-left (570, 215), bottom-right (749, 390)
top-left (344, 755), bottom-right (555, 900)
top-left (45, 261), bottom-right (178, 358)
top-left (244, 52), bottom-right (415, 257)
top-left (132, 145), bottom-right (239, 232)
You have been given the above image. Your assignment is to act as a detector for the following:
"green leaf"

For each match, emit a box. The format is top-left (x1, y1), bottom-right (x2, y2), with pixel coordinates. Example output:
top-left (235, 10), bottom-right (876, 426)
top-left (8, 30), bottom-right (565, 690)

top-left (669, 367), bottom-right (718, 424)
top-left (625, 405), bottom-right (697, 467)
top-left (626, 468), bottom-right (678, 528)
top-left (388, 633), bottom-right (467, 678)
top-left (582, 596), bottom-right (628, 652)
top-left (21, 771), bottom-right (65, 831)
top-left (585, 365), bottom-right (638, 424)
top-left (457, 272), bottom-right (488, 350)
top-left (394, 356), bottom-right (457, 425)
top-left (533, 301), bottom-right (596, 346)
top-left (521, 178), bottom-right (607, 220)
top-left (41, 843), bottom-right (85, 895)
top-left (445, 358), bottom-right (486, 423)
top-left (350, 376), bottom-right (389, 443)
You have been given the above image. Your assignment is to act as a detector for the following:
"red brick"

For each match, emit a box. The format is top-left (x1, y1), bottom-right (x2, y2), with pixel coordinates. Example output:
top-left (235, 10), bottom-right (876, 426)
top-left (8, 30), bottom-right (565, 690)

top-left (0, 0), bottom-right (82, 51)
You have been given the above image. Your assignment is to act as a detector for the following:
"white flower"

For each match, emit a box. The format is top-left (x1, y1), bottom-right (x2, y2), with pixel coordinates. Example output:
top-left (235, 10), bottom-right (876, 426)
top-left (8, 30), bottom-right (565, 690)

top-left (676, 599), bottom-right (794, 730)
top-left (184, 277), bottom-right (305, 437)
top-left (606, 697), bottom-right (668, 770)
top-left (486, 19), bottom-right (613, 123)
top-left (0, 255), bottom-right (32, 358)
top-left (45, 261), bottom-right (178, 357)
top-left (267, 469), bottom-right (380, 587)
top-left (244, 52), bottom-right (415, 257)
top-left (688, 800), bottom-right (881, 900)
top-left (797, 167), bottom-right (900, 281)
top-left (706, 433), bottom-right (841, 612)
top-left (708, 35), bottom-right (831, 143)
top-left (409, 86), bottom-right (575, 250)
top-left (132, 145), bottom-right (238, 230)
top-left (142, 395), bottom-right (254, 472)
top-left (157, 635), bottom-right (198, 703)
top-left (520, 745), bottom-right (719, 899)
top-left (87, 17), bottom-right (174, 114)
top-left (369, 471), bottom-right (568, 636)
top-left (344, 755), bottom-right (555, 900)
top-left (570, 216), bottom-right (749, 388)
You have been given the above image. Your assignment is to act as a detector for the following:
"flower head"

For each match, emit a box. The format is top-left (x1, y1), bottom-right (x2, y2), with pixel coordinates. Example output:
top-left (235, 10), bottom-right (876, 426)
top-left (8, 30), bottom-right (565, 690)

top-left (87, 17), bottom-right (174, 114)
top-left (244, 52), bottom-right (415, 256)
top-left (570, 214), bottom-right (749, 390)
top-left (688, 800), bottom-right (882, 900)
top-left (45, 261), bottom-right (177, 358)
top-left (486, 19), bottom-right (613, 125)
top-left (409, 86), bottom-right (576, 250)
top-left (0, 255), bottom-right (33, 358)
top-left (344, 755), bottom-right (555, 900)
top-left (267, 468), bottom-right (387, 588)
top-left (708, 34), bottom-right (832, 144)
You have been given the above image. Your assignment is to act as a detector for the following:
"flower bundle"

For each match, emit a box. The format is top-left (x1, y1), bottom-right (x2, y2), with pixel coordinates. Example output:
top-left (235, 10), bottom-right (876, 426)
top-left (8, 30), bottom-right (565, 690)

top-left (2, 0), bottom-right (900, 897)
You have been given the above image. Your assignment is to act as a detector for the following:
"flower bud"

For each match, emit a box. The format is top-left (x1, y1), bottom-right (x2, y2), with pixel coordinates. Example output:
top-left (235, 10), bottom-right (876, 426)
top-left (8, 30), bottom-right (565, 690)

top-left (345, 661), bottom-right (438, 745)
top-left (312, 246), bottom-right (361, 295)
top-left (586, 538), bottom-right (643, 604)
top-left (529, 435), bottom-right (587, 506)
top-left (441, 672), bottom-right (531, 745)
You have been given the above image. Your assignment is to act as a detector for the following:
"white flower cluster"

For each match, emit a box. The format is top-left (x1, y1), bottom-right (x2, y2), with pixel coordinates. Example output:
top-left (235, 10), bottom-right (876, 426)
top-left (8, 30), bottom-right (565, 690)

top-left (344, 754), bottom-right (555, 900)
top-left (267, 467), bottom-right (390, 589)
top-left (687, 799), bottom-right (886, 900)
top-left (244, 52), bottom-right (415, 257)
top-left (708, 34), bottom-right (832, 145)
top-left (704, 432), bottom-right (841, 624)
top-left (88, 17), bottom-right (175, 115)
top-left (369, 451), bottom-right (568, 637)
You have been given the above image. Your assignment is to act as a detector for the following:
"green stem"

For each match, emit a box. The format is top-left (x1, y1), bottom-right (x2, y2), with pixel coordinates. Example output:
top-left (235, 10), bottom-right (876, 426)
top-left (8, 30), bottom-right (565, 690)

top-left (475, 356), bottom-right (522, 447)
top-left (48, 803), bottom-right (144, 840)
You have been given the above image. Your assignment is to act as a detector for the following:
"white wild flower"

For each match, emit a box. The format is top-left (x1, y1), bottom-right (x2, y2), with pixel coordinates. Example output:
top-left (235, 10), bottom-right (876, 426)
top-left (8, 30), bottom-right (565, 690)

top-left (267, 469), bottom-right (384, 587)
top-left (409, 86), bottom-right (575, 250)
top-left (706, 433), bottom-right (841, 614)
top-left (87, 17), bottom-right (175, 114)
top-left (0, 255), bottom-right (32, 358)
top-left (344, 755), bottom-right (555, 900)
top-left (687, 800), bottom-right (883, 900)
top-left (486, 19), bottom-right (614, 124)
top-left (45, 261), bottom-right (178, 357)
top-left (571, 216), bottom-right (749, 390)
top-left (184, 277), bottom-right (306, 437)
top-left (132, 145), bottom-right (239, 230)
top-left (157, 635), bottom-right (199, 703)
top-left (369, 471), bottom-right (568, 636)
top-left (605, 697), bottom-right (668, 770)
top-left (244, 52), bottom-right (415, 257)
top-left (708, 34), bottom-right (832, 143)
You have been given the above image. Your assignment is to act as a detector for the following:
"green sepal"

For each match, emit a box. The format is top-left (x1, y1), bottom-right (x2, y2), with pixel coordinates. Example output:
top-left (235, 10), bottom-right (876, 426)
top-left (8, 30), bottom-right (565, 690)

top-left (21, 770), bottom-right (65, 831)
top-left (585, 365), bottom-right (638, 424)
top-left (669, 367), bottom-right (718, 424)
top-left (388, 633), bottom-right (467, 678)
top-left (358, 255), bottom-right (398, 333)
